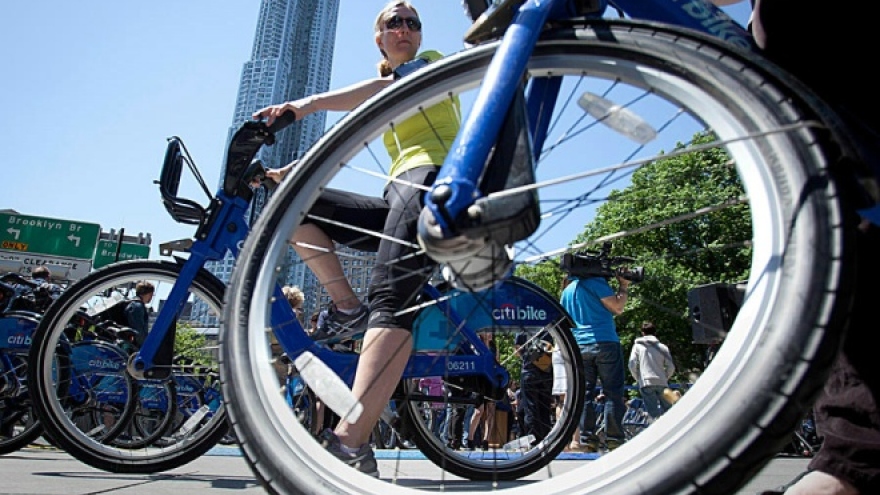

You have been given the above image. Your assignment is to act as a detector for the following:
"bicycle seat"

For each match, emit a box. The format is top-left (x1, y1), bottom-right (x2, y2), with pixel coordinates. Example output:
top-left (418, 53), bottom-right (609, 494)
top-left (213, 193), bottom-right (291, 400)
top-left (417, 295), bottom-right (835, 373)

top-left (158, 137), bottom-right (208, 226)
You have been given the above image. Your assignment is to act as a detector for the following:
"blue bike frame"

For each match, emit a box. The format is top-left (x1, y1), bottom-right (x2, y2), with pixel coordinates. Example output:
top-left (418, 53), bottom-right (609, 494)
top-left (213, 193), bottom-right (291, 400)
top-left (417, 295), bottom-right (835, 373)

top-left (136, 0), bottom-right (753, 393)
top-left (424, 0), bottom-right (752, 235)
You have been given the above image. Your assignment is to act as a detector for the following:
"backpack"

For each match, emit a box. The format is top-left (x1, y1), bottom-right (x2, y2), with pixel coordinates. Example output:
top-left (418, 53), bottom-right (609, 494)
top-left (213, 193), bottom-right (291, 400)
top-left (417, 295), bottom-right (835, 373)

top-left (93, 299), bottom-right (134, 327)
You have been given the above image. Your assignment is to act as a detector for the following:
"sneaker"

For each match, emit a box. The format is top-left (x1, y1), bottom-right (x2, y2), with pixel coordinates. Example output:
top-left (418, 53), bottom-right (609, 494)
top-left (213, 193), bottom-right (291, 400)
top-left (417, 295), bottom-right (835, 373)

top-left (311, 304), bottom-right (369, 342)
top-left (605, 438), bottom-right (623, 451)
top-left (567, 442), bottom-right (597, 453)
top-left (319, 429), bottom-right (379, 478)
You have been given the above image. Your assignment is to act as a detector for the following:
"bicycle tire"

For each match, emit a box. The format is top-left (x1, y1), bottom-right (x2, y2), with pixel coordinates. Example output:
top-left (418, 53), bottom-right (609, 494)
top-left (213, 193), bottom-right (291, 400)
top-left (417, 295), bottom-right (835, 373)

top-left (0, 354), bottom-right (43, 455)
top-left (115, 379), bottom-right (178, 449)
top-left (399, 277), bottom-right (584, 480)
top-left (28, 260), bottom-right (229, 473)
top-left (222, 20), bottom-right (858, 494)
top-left (61, 339), bottom-right (138, 445)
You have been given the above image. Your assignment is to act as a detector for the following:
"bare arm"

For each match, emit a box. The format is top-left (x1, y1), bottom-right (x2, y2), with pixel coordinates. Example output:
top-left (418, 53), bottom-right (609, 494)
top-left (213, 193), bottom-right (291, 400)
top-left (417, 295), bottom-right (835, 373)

top-left (253, 77), bottom-right (394, 125)
top-left (599, 276), bottom-right (631, 315)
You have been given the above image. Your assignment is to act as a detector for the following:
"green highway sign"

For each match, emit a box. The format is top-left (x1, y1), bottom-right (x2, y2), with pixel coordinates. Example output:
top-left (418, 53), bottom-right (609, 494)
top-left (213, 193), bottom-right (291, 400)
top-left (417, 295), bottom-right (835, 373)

top-left (93, 239), bottom-right (151, 269)
top-left (0, 212), bottom-right (100, 260)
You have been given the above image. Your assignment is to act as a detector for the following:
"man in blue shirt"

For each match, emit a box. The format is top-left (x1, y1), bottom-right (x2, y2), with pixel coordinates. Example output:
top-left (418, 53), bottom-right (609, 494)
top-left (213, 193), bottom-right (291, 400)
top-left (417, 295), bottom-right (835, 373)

top-left (560, 272), bottom-right (631, 452)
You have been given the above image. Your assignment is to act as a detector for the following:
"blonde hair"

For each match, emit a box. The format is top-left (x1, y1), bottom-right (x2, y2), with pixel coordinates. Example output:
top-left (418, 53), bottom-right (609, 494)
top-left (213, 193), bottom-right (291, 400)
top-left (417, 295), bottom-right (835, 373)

top-left (374, 1), bottom-right (420, 77)
top-left (282, 285), bottom-right (304, 309)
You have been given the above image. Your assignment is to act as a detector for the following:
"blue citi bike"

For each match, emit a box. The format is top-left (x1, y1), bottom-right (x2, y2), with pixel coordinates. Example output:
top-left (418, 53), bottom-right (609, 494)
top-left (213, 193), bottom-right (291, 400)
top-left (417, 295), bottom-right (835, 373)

top-left (0, 273), bottom-right (49, 455)
top-left (217, 0), bottom-right (871, 493)
top-left (27, 105), bottom-right (585, 477)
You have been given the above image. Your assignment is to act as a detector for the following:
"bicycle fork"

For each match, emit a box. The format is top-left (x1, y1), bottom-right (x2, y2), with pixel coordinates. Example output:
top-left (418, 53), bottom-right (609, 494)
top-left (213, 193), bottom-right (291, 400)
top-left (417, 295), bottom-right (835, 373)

top-left (418, 0), bottom-right (564, 290)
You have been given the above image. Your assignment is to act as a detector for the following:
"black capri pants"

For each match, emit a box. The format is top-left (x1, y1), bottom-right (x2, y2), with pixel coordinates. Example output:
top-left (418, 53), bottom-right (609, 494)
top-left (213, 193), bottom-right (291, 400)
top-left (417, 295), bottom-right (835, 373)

top-left (304, 166), bottom-right (439, 331)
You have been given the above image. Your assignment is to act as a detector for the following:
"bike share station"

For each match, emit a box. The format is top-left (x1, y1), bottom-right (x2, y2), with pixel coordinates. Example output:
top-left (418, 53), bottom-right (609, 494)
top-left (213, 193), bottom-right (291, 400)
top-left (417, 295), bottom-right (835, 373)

top-left (1, 210), bottom-right (151, 455)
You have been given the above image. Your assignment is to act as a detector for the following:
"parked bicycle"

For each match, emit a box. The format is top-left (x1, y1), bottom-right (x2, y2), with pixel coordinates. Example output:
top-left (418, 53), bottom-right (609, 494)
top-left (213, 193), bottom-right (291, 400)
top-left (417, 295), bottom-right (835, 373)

top-left (218, 0), bottom-right (868, 493)
top-left (25, 126), bottom-right (264, 472)
top-left (0, 274), bottom-right (45, 455)
top-left (29, 107), bottom-right (585, 478)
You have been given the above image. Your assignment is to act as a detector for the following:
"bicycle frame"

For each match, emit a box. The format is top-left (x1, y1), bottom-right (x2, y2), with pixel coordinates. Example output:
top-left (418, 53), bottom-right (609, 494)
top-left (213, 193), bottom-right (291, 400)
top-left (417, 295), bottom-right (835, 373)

top-left (135, 0), bottom-right (752, 400)
top-left (424, 0), bottom-right (752, 236)
top-left (0, 312), bottom-right (38, 400)
top-left (133, 126), bottom-right (515, 392)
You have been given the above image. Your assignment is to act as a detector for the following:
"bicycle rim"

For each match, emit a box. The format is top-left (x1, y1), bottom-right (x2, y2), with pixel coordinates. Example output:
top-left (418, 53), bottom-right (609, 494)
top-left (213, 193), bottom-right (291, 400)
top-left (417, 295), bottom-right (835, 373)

top-left (28, 260), bottom-right (229, 473)
top-left (223, 21), bottom-right (855, 494)
top-left (0, 353), bottom-right (44, 455)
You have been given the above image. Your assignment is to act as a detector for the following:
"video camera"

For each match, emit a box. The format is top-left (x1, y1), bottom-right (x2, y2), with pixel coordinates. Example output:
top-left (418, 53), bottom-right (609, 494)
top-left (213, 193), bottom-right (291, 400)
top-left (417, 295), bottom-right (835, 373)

top-left (560, 242), bottom-right (645, 283)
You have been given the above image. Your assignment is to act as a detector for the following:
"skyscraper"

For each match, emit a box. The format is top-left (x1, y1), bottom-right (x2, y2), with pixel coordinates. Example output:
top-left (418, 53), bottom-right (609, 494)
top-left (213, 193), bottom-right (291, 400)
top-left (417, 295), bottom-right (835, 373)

top-left (200, 0), bottom-right (341, 324)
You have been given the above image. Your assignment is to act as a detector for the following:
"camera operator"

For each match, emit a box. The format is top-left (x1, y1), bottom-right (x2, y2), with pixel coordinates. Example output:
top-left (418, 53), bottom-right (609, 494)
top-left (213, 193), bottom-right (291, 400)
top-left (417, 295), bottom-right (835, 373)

top-left (560, 263), bottom-right (632, 453)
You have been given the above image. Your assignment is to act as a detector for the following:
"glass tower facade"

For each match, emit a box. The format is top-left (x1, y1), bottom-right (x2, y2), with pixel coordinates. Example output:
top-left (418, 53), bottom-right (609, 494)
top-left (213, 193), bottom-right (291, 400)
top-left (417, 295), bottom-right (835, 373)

top-left (198, 0), bottom-right (375, 324)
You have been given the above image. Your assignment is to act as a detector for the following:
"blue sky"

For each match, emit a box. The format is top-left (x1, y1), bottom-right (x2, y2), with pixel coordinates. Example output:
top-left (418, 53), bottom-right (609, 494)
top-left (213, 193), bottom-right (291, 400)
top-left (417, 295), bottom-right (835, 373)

top-left (0, 1), bottom-right (750, 263)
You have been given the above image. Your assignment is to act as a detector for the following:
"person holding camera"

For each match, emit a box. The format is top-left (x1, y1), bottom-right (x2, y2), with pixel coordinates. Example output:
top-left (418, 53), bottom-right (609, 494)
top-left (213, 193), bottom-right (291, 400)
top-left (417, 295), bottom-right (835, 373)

top-left (560, 267), bottom-right (631, 452)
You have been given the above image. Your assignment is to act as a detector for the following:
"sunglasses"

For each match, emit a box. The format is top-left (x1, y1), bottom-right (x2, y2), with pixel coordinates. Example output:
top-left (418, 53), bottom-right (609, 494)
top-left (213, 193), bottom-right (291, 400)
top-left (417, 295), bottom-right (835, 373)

top-left (385, 15), bottom-right (422, 32)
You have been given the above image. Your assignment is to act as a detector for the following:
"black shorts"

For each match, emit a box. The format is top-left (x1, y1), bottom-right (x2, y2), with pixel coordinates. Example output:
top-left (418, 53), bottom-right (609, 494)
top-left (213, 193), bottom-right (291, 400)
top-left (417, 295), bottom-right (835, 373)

top-left (305, 166), bottom-right (439, 331)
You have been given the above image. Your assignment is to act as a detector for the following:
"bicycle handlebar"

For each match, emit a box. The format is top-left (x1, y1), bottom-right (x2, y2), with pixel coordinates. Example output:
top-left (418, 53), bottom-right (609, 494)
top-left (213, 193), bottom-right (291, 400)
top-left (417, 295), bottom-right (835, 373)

top-left (222, 110), bottom-right (296, 198)
top-left (265, 110), bottom-right (297, 135)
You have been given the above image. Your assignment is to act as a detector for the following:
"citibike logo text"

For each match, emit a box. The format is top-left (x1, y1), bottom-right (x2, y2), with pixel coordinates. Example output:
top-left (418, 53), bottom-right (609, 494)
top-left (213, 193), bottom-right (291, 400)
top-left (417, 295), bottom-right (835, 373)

top-left (7, 334), bottom-right (32, 346)
top-left (492, 304), bottom-right (547, 322)
top-left (89, 358), bottom-right (123, 371)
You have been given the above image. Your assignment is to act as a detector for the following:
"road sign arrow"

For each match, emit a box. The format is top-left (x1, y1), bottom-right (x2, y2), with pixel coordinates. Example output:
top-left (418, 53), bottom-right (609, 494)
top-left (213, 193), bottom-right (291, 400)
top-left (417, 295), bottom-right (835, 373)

top-left (67, 234), bottom-right (81, 247)
top-left (7, 227), bottom-right (20, 240)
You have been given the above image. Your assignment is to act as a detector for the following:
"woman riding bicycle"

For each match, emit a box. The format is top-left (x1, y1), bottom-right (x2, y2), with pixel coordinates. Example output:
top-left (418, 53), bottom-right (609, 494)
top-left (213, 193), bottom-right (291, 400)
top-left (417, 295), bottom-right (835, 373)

top-left (253, 0), bottom-right (459, 477)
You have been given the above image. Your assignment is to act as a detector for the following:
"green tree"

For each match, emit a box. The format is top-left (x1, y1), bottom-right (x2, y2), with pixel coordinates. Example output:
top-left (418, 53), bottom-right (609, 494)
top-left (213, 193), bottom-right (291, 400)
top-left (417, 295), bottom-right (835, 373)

top-left (514, 261), bottom-right (565, 299)
top-left (521, 132), bottom-right (752, 378)
top-left (175, 323), bottom-right (215, 366)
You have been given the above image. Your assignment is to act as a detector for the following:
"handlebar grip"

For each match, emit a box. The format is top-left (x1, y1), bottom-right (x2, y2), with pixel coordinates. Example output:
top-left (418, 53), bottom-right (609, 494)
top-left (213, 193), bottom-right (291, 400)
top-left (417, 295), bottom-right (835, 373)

top-left (267, 110), bottom-right (297, 134)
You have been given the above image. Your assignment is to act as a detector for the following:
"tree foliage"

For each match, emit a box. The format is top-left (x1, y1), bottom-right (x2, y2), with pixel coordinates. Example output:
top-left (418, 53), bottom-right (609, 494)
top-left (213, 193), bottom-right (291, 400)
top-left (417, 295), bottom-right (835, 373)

top-left (175, 323), bottom-right (215, 365)
top-left (517, 132), bottom-right (752, 379)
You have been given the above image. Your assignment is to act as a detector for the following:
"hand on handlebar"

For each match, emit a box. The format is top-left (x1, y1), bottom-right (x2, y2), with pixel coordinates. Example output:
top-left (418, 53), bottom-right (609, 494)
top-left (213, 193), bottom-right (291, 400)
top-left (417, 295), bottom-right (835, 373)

top-left (252, 101), bottom-right (302, 128)
top-left (250, 160), bottom-right (298, 189)
top-left (264, 166), bottom-right (289, 184)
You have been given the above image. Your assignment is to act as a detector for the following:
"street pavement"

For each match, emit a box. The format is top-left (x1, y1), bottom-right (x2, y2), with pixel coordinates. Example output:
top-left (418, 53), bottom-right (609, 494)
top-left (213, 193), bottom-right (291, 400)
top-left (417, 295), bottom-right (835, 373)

top-left (0, 442), bottom-right (808, 494)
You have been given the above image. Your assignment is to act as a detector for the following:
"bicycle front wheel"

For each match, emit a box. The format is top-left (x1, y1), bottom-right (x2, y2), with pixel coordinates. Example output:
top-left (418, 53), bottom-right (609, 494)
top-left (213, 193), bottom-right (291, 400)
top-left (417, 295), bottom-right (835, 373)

top-left (28, 260), bottom-right (228, 473)
top-left (223, 21), bottom-right (857, 494)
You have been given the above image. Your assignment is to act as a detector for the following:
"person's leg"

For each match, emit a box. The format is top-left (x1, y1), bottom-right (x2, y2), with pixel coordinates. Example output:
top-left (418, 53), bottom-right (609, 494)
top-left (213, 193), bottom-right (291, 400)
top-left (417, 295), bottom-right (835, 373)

top-left (447, 404), bottom-right (465, 449)
top-left (334, 328), bottom-right (412, 448)
top-left (520, 370), bottom-right (538, 440)
top-left (640, 386), bottom-right (666, 419)
top-left (313, 399), bottom-right (325, 435)
top-left (534, 376), bottom-right (553, 442)
top-left (597, 341), bottom-right (627, 447)
top-left (467, 403), bottom-right (484, 448)
top-left (579, 345), bottom-right (599, 446)
top-left (330, 168), bottom-right (439, 452)
top-left (291, 188), bottom-right (386, 312)
top-left (481, 401), bottom-right (496, 448)
top-left (292, 223), bottom-right (361, 312)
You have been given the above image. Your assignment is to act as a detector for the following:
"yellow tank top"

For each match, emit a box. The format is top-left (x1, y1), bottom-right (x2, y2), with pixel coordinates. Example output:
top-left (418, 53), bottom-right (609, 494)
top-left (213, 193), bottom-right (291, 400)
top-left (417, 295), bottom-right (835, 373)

top-left (383, 50), bottom-right (461, 178)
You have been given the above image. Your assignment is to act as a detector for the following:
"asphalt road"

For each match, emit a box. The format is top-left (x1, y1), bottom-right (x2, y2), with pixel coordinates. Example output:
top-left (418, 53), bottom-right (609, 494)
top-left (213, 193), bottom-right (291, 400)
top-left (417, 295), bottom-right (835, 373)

top-left (0, 444), bottom-right (809, 494)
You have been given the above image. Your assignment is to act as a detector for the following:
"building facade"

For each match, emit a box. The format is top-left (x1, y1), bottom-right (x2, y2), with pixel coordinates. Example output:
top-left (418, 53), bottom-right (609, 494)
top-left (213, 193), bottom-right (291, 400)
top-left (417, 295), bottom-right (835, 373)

top-left (198, 0), bottom-right (375, 325)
